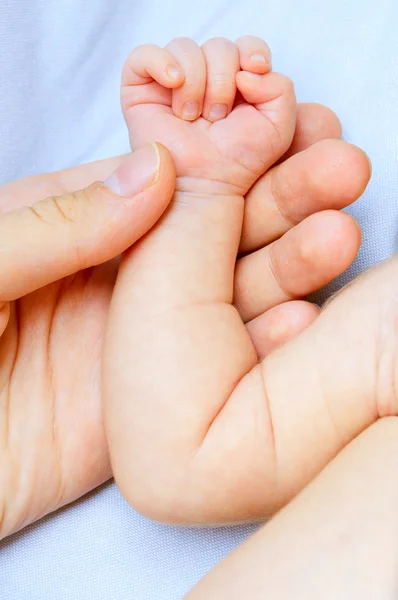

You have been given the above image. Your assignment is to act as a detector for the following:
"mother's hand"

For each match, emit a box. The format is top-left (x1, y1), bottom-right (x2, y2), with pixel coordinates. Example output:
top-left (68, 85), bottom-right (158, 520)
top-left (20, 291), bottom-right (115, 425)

top-left (0, 144), bottom-right (176, 538)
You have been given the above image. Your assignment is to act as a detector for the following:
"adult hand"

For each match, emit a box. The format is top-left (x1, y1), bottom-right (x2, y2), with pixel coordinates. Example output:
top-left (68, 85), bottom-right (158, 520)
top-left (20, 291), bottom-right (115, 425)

top-left (186, 417), bottom-right (398, 599)
top-left (0, 143), bottom-right (176, 538)
top-left (0, 103), bottom-right (368, 539)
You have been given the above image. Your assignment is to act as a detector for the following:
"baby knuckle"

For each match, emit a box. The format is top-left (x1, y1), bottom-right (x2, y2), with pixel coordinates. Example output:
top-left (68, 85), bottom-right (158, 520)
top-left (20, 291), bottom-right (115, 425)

top-left (169, 36), bottom-right (194, 46)
top-left (235, 34), bottom-right (249, 44)
top-left (132, 43), bottom-right (159, 56)
top-left (238, 34), bottom-right (265, 44)
top-left (166, 37), bottom-right (200, 54)
top-left (236, 34), bottom-right (262, 49)
top-left (203, 36), bottom-right (235, 51)
top-left (125, 44), bottom-right (160, 69)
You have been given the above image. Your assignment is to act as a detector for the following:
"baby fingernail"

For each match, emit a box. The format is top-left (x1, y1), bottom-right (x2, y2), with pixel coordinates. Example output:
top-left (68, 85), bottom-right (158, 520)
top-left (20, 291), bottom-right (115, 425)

top-left (250, 52), bottom-right (267, 63)
top-left (208, 103), bottom-right (228, 121)
top-left (182, 101), bottom-right (199, 120)
top-left (244, 72), bottom-right (263, 79)
top-left (166, 64), bottom-right (182, 81)
top-left (104, 143), bottom-right (160, 197)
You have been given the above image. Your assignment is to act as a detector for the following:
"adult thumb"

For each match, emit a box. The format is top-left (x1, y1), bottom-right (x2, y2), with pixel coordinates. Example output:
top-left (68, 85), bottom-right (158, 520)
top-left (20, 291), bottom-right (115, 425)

top-left (0, 143), bottom-right (175, 301)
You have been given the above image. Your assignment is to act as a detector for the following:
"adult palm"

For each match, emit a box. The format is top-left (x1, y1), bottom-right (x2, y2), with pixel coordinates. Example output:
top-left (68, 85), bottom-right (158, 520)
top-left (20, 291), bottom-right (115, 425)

top-left (0, 146), bottom-right (176, 537)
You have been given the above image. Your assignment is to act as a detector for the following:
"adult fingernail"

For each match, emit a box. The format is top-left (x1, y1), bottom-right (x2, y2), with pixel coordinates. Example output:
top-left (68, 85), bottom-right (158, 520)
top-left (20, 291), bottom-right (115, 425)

top-left (208, 103), bottom-right (228, 122)
top-left (104, 143), bottom-right (160, 197)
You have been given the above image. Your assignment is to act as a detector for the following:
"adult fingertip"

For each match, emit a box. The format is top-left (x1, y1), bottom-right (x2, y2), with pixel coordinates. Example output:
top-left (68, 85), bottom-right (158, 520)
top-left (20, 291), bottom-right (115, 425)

top-left (155, 142), bottom-right (177, 183)
top-left (346, 143), bottom-right (372, 187)
top-left (345, 213), bottom-right (362, 252)
top-left (298, 139), bottom-right (372, 209)
top-left (328, 140), bottom-right (372, 199)
top-left (302, 210), bottom-right (362, 271)
top-left (297, 103), bottom-right (342, 140)
top-left (247, 301), bottom-right (320, 359)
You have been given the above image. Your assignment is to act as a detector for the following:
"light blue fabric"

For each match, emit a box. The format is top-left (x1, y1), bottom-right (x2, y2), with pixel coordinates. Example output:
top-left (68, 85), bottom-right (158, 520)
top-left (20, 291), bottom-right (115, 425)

top-left (1, 0), bottom-right (398, 598)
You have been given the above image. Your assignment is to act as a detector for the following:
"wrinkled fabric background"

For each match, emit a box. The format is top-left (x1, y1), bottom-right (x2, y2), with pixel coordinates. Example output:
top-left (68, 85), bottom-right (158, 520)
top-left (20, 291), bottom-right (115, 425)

top-left (1, 0), bottom-right (397, 598)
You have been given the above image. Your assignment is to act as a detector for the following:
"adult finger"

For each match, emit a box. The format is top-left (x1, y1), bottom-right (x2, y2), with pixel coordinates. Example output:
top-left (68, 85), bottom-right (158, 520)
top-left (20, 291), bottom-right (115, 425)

top-left (235, 210), bottom-right (361, 323)
top-left (240, 139), bottom-right (371, 253)
top-left (0, 143), bottom-right (175, 302)
top-left (246, 301), bottom-right (320, 359)
top-left (0, 155), bottom-right (127, 214)
top-left (282, 102), bottom-right (342, 159)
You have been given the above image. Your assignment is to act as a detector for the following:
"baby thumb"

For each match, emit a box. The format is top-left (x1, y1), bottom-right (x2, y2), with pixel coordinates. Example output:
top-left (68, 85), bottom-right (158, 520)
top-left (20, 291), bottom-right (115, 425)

top-left (0, 143), bottom-right (175, 302)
